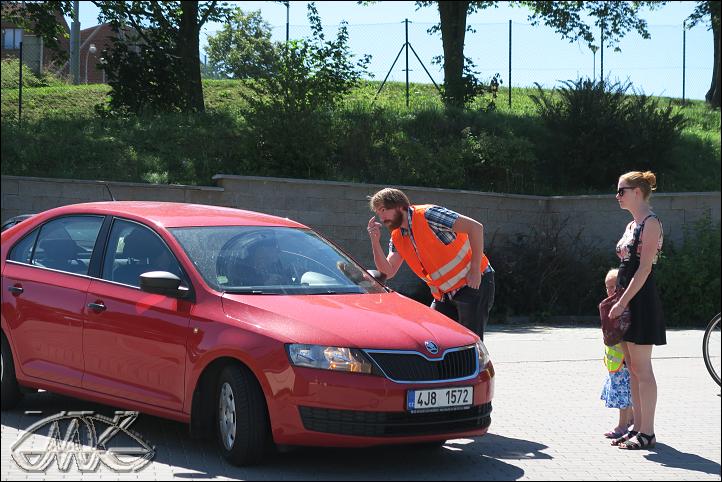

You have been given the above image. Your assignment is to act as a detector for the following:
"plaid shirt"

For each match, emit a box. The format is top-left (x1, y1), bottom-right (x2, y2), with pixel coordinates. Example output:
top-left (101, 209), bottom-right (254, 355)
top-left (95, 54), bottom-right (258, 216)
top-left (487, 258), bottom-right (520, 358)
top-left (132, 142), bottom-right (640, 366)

top-left (389, 205), bottom-right (459, 254)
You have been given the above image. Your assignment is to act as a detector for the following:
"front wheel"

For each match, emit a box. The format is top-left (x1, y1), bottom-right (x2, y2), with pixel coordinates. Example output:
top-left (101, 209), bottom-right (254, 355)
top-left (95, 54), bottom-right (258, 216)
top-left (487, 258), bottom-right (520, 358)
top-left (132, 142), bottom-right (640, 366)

top-left (216, 364), bottom-right (272, 466)
top-left (703, 313), bottom-right (721, 386)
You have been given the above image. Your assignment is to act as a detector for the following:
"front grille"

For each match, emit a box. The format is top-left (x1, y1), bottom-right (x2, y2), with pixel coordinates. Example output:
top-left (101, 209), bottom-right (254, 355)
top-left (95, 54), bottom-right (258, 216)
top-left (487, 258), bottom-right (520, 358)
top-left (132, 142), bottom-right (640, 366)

top-left (299, 403), bottom-right (492, 437)
top-left (365, 346), bottom-right (477, 382)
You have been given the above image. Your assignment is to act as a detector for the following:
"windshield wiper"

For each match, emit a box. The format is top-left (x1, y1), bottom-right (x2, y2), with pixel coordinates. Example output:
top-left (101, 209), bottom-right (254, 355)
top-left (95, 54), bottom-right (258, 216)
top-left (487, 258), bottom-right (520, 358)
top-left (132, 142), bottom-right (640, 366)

top-left (224, 289), bottom-right (279, 295)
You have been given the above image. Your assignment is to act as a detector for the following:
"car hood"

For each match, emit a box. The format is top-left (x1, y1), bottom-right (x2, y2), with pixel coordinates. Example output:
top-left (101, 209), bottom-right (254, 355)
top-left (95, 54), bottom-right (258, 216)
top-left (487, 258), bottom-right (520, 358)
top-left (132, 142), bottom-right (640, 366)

top-left (221, 292), bottom-right (477, 353)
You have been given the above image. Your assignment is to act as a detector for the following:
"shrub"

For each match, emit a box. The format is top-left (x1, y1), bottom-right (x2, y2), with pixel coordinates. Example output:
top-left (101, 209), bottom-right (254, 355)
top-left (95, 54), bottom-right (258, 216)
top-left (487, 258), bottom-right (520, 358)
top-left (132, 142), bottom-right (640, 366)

top-left (656, 213), bottom-right (721, 326)
top-left (488, 215), bottom-right (612, 320)
top-left (240, 3), bottom-right (370, 179)
top-left (531, 78), bottom-right (687, 191)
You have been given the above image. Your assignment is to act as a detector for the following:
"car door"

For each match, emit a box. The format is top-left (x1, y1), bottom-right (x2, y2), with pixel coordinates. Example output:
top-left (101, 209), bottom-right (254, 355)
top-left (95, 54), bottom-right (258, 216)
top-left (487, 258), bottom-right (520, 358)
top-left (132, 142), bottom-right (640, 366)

top-left (82, 218), bottom-right (192, 411)
top-left (2, 215), bottom-right (105, 387)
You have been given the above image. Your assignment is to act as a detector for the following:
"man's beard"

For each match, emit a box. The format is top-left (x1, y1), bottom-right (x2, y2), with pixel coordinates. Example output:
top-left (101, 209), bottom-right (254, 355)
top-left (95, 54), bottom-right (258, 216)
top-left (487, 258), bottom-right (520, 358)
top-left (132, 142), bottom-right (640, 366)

top-left (384, 210), bottom-right (403, 230)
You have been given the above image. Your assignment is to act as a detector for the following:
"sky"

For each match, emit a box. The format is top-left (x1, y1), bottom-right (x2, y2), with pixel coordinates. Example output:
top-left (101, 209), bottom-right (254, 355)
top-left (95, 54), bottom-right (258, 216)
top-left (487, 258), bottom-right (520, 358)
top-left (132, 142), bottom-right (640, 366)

top-left (69, 1), bottom-right (713, 100)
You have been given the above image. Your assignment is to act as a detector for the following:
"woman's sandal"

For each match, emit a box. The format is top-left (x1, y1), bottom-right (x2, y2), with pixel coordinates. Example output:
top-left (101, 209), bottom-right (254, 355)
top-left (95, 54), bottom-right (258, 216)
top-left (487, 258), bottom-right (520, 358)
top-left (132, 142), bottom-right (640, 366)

top-left (604, 427), bottom-right (628, 439)
top-left (618, 432), bottom-right (656, 450)
top-left (611, 430), bottom-right (638, 446)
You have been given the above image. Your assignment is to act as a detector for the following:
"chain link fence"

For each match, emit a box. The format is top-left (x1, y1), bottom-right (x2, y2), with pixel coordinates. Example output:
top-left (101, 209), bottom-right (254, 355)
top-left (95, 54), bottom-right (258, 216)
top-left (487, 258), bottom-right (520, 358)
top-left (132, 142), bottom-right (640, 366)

top-left (225, 19), bottom-right (714, 104)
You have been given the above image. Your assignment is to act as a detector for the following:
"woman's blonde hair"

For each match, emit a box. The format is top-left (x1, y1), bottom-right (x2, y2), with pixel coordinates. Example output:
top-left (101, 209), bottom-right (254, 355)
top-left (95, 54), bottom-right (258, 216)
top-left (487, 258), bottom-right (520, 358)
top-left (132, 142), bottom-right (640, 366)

top-left (620, 170), bottom-right (657, 200)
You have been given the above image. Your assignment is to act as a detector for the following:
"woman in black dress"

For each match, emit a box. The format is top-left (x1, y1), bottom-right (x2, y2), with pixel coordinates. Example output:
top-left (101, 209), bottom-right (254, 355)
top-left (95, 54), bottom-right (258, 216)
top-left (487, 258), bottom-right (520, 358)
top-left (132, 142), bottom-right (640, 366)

top-left (609, 170), bottom-right (665, 450)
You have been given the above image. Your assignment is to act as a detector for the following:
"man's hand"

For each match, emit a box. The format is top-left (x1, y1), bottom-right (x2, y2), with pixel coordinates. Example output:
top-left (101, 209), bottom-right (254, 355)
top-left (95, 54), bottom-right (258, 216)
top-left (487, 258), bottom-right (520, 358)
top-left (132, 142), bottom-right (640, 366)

top-left (367, 217), bottom-right (382, 243)
top-left (466, 269), bottom-right (482, 290)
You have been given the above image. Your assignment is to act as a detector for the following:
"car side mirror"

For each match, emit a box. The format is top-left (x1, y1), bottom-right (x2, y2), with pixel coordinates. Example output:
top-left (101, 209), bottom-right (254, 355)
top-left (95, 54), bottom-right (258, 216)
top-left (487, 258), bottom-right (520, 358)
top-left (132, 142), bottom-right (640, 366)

top-left (140, 271), bottom-right (190, 299)
top-left (367, 270), bottom-right (387, 284)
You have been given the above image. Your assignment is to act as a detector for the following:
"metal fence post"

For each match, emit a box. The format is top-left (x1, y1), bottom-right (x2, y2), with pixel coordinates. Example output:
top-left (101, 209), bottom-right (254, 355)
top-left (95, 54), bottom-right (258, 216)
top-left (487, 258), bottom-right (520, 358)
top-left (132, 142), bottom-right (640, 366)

top-left (682, 20), bottom-right (686, 106)
top-left (405, 18), bottom-right (409, 108)
top-left (19, 41), bottom-right (23, 126)
top-left (599, 20), bottom-right (604, 82)
top-left (508, 19), bottom-right (512, 109)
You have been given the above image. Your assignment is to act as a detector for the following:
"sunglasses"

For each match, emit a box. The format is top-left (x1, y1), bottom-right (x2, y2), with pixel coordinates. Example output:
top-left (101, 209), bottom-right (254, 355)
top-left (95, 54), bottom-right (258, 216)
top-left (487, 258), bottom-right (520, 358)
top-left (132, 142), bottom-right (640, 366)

top-left (616, 187), bottom-right (635, 196)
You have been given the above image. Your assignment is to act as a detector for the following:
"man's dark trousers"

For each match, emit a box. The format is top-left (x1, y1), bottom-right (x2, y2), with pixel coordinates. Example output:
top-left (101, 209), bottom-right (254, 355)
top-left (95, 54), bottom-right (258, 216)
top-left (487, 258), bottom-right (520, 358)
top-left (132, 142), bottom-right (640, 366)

top-left (430, 269), bottom-right (495, 341)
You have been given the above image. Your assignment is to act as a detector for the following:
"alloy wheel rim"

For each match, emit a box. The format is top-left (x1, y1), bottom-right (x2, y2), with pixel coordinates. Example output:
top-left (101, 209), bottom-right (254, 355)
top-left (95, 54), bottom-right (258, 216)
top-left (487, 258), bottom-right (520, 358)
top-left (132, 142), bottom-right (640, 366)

top-left (219, 382), bottom-right (236, 450)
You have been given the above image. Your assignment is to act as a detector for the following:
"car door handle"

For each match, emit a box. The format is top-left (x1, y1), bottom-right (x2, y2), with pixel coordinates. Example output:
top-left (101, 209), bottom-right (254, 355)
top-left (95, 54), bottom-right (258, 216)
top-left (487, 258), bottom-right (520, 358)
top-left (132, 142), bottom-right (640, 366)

top-left (8, 286), bottom-right (24, 295)
top-left (87, 302), bottom-right (107, 312)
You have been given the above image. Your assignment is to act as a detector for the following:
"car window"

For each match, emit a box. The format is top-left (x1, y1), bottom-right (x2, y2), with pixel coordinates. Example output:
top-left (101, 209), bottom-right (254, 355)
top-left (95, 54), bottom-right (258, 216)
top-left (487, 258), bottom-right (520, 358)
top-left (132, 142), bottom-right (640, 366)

top-left (31, 216), bottom-right (104, 275)
top-left (102, 219), bottom-right (184, 288)
top-left (8, 228), bottom-right (40, 264)
top-left (170, 226), bottom-right (386, 295)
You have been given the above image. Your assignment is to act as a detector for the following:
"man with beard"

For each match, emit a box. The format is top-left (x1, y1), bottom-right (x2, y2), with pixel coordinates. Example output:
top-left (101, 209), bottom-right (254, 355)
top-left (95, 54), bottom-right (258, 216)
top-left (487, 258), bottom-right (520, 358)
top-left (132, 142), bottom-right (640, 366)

top-left (366, 188), bottom-right (495, 340)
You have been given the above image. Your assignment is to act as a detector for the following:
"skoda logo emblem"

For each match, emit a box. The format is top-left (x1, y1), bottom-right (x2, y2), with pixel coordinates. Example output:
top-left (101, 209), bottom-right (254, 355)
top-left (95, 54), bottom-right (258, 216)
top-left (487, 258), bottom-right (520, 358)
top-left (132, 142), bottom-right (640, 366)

top-left (425, 341), bottom-right (439, 355)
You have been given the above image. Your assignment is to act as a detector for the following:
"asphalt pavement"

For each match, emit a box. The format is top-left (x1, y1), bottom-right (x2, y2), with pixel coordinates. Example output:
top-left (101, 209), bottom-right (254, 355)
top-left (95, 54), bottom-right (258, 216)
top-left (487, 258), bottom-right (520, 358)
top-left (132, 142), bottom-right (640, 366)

top-left (2, 324), bottom-right (720, 481)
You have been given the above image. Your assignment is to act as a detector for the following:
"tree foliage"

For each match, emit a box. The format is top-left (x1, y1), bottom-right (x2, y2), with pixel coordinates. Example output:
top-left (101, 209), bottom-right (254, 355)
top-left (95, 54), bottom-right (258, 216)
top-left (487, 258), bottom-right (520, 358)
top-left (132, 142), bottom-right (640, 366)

top-left (0, 1), bottom-right (72, 58)
top-left (242, 2), bottom-right (371, 179)
top-left (96, 1), bottom-right (231, 113)
top-left (205, 8), bottom-right (279, 80)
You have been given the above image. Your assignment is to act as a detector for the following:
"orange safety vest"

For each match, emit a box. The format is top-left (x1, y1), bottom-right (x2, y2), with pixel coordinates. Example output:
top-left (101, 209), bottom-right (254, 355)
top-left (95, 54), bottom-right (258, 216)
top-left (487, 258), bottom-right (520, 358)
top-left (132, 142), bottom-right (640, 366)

top-left (391, 205), bottom-right (490, 301)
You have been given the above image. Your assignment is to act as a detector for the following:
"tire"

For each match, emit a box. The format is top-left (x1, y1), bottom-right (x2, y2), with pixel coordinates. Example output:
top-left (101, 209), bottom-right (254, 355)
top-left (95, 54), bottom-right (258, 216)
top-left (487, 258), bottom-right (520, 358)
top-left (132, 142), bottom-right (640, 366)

top-left (703, 313), bottom-right (721, 386)
top-left (1, 333), bottom-right (23, 410)
top-left (215, 364), bottom-right (271, 466)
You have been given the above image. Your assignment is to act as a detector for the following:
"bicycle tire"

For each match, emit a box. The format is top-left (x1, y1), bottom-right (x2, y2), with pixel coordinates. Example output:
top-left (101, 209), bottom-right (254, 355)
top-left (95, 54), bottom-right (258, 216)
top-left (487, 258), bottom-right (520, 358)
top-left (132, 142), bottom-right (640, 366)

top-left (703, 312), bottom-right (721, 386)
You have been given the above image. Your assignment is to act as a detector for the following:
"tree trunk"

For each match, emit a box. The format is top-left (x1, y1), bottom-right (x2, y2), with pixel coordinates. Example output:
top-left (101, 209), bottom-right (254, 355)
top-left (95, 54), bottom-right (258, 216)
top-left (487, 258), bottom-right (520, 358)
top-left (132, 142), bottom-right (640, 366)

top-left (178, 1), bottom-right (205, 112)
top-left (438, 1), bottom-right (470, 109)
top-left (706, 1), bottom-right (720, 108)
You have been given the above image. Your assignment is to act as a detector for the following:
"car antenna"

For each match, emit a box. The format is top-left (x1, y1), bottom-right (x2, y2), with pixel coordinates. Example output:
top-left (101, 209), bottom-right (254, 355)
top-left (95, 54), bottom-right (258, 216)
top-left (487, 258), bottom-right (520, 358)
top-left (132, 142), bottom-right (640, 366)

top-left (103, 182), bottom-right (116, 201)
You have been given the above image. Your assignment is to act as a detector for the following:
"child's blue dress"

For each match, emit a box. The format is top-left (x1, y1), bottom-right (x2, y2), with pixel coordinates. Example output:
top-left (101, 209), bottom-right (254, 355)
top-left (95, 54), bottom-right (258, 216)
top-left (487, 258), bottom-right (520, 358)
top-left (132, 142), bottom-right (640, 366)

top-left (600, 365), bottom-right (632, 408)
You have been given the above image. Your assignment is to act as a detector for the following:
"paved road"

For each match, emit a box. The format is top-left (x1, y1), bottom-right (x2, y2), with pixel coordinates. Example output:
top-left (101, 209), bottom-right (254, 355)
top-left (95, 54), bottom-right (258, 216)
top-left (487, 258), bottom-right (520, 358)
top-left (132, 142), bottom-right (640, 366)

top-left (2, 324), bottom-right (720, 481)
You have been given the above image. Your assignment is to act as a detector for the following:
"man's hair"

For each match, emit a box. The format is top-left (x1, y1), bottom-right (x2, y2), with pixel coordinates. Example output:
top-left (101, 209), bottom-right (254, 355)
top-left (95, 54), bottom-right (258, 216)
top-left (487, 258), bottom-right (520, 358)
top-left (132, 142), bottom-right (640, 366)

top-left (368, 188), bottom-right (411, 212)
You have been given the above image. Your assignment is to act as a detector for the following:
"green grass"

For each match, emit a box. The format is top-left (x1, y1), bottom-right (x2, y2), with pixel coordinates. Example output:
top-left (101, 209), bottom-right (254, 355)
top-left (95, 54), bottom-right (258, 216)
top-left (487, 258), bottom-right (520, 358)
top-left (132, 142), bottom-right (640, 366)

top-left (1, 78), bottom-right (719, 193)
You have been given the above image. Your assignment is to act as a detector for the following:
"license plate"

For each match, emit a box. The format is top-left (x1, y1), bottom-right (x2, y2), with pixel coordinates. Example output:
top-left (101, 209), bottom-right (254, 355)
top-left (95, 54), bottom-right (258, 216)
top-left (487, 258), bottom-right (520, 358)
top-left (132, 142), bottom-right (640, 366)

top-left (406, 386), bottom-right (473, 412)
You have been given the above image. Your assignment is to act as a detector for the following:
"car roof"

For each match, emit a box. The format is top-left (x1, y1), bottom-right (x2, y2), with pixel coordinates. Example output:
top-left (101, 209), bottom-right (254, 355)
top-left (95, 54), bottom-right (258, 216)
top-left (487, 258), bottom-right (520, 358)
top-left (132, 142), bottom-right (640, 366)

top-left (38, 202), bottom-right (308, 229)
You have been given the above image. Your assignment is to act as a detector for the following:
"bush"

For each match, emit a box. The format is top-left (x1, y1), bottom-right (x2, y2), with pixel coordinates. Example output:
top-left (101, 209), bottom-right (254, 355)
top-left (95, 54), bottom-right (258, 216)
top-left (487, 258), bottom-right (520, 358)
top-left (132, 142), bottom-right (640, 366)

top-left (531, 78), bottom-right (687, 191)
top-left (488, 216), bottom-right (612, 320)
top-left (656, 213), bottom-right (721, 326)
top-left (240, 3), bottom-right (370, 179)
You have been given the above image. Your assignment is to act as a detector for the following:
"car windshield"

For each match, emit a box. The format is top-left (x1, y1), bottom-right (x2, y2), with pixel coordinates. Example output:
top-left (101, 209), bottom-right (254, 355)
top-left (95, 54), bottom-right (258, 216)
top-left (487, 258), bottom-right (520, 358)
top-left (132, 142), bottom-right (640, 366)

top-left (170, 226), bottom-right (386, 295)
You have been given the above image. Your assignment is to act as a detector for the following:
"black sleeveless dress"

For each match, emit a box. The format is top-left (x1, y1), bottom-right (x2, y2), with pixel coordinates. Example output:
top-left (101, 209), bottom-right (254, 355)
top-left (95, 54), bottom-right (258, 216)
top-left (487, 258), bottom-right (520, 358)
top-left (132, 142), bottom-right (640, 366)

top-left (616, 214), bottom-right (666, 346)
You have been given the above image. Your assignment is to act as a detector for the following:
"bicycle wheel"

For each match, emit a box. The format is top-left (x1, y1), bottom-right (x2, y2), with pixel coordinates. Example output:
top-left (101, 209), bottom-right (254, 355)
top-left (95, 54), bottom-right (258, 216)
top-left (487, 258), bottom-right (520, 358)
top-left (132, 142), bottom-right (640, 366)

top-left (703, 313), bottom-right (721, 386)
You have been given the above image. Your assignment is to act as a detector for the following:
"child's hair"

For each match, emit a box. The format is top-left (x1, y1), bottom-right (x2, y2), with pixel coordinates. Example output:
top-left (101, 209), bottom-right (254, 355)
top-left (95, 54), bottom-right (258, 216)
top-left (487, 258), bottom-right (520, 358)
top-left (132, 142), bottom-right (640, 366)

top-left (605, 268), bottom-right (619, 283)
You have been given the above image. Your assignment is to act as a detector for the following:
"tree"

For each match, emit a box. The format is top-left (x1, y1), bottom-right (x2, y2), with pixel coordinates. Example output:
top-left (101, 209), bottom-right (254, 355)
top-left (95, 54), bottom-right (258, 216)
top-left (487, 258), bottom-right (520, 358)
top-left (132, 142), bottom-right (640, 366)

top-left (242, 3), bottom-right (371, 178)
top-left (96, 1), bottom-right (231, 113)
top-left (205, 8), bottom-right (279, 80)
top-left (365, 1), bottom-right (661, 108)
top-left (686, 1), bottom-right (720, 108)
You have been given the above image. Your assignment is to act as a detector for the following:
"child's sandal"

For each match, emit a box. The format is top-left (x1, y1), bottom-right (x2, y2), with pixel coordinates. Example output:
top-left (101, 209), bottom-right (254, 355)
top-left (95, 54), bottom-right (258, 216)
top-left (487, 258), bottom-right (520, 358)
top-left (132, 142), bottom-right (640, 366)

top-left (611, 430), bottom-right (638, 446)
top-left (618, 432), bottom-right (656, 450)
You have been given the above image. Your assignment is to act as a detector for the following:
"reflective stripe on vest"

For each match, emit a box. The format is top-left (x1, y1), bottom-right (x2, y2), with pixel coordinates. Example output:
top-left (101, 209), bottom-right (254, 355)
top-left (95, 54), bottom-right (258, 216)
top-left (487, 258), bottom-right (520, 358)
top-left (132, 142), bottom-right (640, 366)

top-left (430, 239), bottom-right (471, 281)
top-left (604, 345), bottom-right (625, 373)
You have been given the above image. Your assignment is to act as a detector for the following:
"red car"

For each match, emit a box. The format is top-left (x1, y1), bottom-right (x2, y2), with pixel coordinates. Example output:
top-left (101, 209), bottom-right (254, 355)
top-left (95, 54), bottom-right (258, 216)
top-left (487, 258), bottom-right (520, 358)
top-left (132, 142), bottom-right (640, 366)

top-left (1, 202), bottom-right (494, 465)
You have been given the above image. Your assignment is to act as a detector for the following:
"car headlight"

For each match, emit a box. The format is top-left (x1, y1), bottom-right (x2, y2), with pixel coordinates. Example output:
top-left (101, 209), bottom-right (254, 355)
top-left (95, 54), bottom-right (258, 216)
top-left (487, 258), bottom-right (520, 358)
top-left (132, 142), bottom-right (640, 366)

top-left (287, 344), bottom-right (375, 374)
top-left (476, 339), bottom-right (491, 368)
